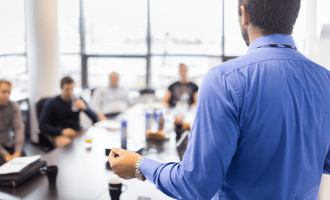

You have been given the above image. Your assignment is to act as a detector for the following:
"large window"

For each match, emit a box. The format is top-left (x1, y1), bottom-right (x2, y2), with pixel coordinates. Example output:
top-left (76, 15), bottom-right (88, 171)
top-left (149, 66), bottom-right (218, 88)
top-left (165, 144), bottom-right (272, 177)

top-left (84, 0), bottom-right (148, 55)
top-left (58, 0), bottom-right (82, 88)
top-left (150, 0), bottom-right (222, 55)
top-left (224, 0), bottom-right (248, 56)
top-left (151, 56), bottom-right (221, 92)
top-left (60, 55), bottom-right (82, 88)
top-left (57, 0), bottom-right (308, 92)
top-left (88, 58), bottom-right (146, 90)
top-left (57, 0), bottom-right (80, 54)
top-left (0, 0), bottom-right (26, 91)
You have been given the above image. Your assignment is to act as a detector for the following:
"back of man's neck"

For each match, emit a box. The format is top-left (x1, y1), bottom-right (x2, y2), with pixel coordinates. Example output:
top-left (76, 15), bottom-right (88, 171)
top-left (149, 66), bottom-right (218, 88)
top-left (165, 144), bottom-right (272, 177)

top-left (248, 26), bottom-right (264, 45)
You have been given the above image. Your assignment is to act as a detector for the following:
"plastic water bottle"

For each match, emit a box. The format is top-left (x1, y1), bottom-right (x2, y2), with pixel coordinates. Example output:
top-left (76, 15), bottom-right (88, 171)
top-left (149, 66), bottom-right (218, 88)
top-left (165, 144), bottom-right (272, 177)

top-left (71, 96), bottom-right (79, 112)
top-left (121, 120), bottom-right (127, 150)
top-left (145, 112), bottom-right (152, 131)
top-left (158, 112), bottom-right (164, 131)
top-left (181, 92), bottom-right (190, 111)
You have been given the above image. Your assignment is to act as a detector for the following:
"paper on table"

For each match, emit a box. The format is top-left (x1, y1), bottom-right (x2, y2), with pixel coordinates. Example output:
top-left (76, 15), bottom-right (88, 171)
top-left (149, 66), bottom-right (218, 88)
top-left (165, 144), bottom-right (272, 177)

top-left (94, 120), bottom-right (121, 131)
top-left (0, 155), bottom-right (42, 174)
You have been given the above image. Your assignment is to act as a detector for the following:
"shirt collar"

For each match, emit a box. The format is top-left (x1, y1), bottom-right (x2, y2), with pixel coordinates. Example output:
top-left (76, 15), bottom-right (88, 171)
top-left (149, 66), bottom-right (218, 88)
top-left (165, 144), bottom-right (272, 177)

top-left (247, 34), bottom-right (296, 54)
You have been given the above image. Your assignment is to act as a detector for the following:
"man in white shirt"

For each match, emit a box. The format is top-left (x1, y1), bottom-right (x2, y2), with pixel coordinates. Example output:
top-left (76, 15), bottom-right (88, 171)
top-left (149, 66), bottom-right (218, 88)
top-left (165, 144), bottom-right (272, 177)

top-left (92, 72), bottom-right (131, 120)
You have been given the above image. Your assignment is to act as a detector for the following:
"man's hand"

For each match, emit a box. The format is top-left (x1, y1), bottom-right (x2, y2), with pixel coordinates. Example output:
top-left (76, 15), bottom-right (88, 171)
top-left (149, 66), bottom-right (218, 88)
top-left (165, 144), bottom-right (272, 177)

top-left (62, 128), bottom-right (77, 138)
top-left (11, 152), bottom-right (21, 160)
top-left (98, 114), bottom-right (108, 121)
top-left (55, 135), bottom-right (72, 147)
top-left (108, 147), bottom-right (141, 180)
top-left (4, 153), bottom-right (12, 162)
top-left (73, 99), bottom-right (87, 111)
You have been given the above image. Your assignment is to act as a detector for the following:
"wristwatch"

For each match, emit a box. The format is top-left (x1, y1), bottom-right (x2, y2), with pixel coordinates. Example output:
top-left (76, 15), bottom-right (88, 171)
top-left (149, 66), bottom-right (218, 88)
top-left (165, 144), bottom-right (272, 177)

top-left (135, 156), bottom-right (146, 181)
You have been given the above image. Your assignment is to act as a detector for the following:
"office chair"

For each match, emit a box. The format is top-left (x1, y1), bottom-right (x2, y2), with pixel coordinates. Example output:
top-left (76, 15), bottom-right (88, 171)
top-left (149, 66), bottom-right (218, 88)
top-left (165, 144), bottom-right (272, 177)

top-left (36, 97), bottom-right (55, 152)
top-left (139, 88), bottom-right (155, 95)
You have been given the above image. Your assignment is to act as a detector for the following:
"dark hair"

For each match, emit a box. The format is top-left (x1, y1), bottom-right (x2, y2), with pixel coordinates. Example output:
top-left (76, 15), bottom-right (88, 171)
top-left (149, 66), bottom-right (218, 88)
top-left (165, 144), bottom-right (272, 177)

top-left (60, 76), bottom-right (74, 88)
top-left (0, 79), bottom-right (12, 87)
top-left (238, 0), bottom-right (301, 35)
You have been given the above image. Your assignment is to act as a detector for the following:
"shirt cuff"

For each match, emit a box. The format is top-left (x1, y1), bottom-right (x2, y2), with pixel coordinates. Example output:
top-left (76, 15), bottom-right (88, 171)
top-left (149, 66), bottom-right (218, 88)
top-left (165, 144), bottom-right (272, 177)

top-left (140, 158), bottom-right (163, 182)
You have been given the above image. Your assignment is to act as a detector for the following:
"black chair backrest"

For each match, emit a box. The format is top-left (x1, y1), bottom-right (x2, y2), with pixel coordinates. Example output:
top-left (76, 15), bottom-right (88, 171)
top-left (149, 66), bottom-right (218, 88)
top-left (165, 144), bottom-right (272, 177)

top-left (139, 88), bottom-right (155, 95)
top-left (36, 98), bottom-right (52, 120)
top-left (176, 131), bottom-right (190, 161)
top-left (91, 88), bottom-right (97, 97)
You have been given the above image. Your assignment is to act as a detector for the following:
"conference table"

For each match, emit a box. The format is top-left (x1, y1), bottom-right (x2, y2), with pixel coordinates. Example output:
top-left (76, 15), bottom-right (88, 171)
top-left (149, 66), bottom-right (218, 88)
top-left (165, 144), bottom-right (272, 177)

top-left (0, 103), bottom-right (195, 200)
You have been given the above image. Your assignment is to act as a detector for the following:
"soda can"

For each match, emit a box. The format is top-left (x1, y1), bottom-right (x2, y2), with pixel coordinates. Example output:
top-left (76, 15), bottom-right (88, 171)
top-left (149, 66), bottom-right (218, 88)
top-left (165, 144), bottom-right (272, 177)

top-left (121, 120), bottom-right (127, 150)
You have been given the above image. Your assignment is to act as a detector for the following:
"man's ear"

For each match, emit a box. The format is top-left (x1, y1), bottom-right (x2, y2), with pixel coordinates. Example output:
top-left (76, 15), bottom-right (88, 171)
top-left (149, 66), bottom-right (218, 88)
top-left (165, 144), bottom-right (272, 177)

top-left (240, 5), bottom-right (250, 26)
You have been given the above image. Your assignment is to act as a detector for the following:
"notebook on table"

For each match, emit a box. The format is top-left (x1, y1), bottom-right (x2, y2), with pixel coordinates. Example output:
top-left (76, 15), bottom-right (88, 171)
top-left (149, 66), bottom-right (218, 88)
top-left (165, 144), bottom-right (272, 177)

top-left (0, 155), bottom-right (47, 188)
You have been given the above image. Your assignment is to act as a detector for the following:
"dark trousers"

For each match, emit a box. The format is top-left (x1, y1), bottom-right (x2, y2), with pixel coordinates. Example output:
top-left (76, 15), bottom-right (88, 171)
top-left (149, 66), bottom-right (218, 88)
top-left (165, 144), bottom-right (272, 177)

top-left (0, 147), bottom-right (26, 166)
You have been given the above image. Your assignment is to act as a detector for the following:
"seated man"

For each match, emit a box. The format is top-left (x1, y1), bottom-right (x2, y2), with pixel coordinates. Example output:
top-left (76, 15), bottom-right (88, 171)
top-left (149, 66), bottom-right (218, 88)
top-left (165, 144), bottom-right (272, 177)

top-left (162, 63), bottom-right (199, 107)
top-left (92, 72), bottom-right (131, 120)
top-left (39, 76), bottom-right (98, 147)
top-left (0, 80), bottom-right (25, 166)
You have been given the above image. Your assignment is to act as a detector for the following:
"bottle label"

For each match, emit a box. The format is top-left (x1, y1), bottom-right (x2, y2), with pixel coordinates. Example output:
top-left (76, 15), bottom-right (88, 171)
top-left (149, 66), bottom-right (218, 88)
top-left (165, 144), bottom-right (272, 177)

top-left (121, 120), bottom-right (127, 149)
top-left (121, 138), bottom-right (127, 149)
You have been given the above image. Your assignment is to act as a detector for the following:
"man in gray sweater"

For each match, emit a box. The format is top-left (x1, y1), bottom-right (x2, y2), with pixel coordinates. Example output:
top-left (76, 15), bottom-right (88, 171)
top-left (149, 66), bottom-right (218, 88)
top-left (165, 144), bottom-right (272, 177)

top-left (0, 80), bottom-right (25, 166)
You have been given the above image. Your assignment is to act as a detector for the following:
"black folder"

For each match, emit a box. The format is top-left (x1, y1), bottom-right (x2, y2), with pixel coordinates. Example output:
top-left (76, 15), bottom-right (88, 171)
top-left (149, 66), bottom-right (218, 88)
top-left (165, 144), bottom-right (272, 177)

top-left (0, 160), bottom-right (47, 188)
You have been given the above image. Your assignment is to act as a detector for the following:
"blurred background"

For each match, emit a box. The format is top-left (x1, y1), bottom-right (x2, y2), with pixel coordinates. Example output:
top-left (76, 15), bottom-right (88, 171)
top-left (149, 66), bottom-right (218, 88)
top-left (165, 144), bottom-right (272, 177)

top-left (2, 0), bottom-right (327, 94)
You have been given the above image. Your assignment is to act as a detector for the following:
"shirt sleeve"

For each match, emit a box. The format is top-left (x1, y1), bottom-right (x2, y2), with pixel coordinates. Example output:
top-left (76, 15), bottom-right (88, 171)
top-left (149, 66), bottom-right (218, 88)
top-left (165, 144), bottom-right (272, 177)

top-left (168, 82), bottom-right (175, 93)
top-left (140, 67), bottom-right (241, 200)
top-left (39, 100), bottom-right (62, 136)
top-left (82, 98), bottom-right (98, 124)
top-left (192, 82), bottom-right (199, 93)
top-left (324, 145), bottom-right (330, 174)
top-left (11, 102), bottom-right (25, 153)
top-left (0, 145), bottom-right (9, 157)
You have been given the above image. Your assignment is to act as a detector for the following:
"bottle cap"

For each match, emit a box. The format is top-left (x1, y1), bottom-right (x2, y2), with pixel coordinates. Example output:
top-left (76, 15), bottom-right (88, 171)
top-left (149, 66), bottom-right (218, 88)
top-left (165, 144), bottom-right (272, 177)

top-left (121, 120), bottom-right (127, 127)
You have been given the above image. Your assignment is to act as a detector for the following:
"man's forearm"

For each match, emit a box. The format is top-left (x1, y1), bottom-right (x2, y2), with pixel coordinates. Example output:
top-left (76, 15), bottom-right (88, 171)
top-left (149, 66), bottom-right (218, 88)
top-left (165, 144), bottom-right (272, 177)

top-left (84, 107), bottom-right (98, 123)
top-left (0, 145), bottom-right (10, 158)
top-left (14, 128), bottom-right (25, 153)
top-left (12, 105), bottom-right (25, 154)
top-left (140, 159), bottom-right (179, 199)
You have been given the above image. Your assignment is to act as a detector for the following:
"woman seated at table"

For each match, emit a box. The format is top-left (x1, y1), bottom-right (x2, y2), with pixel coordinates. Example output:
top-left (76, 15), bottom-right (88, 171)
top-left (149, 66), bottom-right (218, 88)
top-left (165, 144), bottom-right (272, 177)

top-left (162, 63), bottom-right (198, 107)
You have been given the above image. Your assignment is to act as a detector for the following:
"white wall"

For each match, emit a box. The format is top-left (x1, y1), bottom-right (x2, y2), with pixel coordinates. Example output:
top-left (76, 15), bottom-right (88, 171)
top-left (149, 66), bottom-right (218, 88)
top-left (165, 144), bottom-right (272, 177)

top-left (306, 1), bottom-right (330, 198)
top-left (306, 0), bottom-right (330, 70)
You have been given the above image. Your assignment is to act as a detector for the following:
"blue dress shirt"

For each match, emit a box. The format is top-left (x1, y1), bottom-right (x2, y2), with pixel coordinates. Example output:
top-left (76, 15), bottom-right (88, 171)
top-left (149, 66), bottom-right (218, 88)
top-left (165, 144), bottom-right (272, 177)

top-left (140, 34), bottom-right (330, 200)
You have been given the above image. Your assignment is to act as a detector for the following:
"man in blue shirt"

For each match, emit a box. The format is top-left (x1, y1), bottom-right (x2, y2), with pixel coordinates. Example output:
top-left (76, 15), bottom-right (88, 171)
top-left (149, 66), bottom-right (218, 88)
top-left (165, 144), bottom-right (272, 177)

top-left (109, 0), bottom-right (330, 199)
